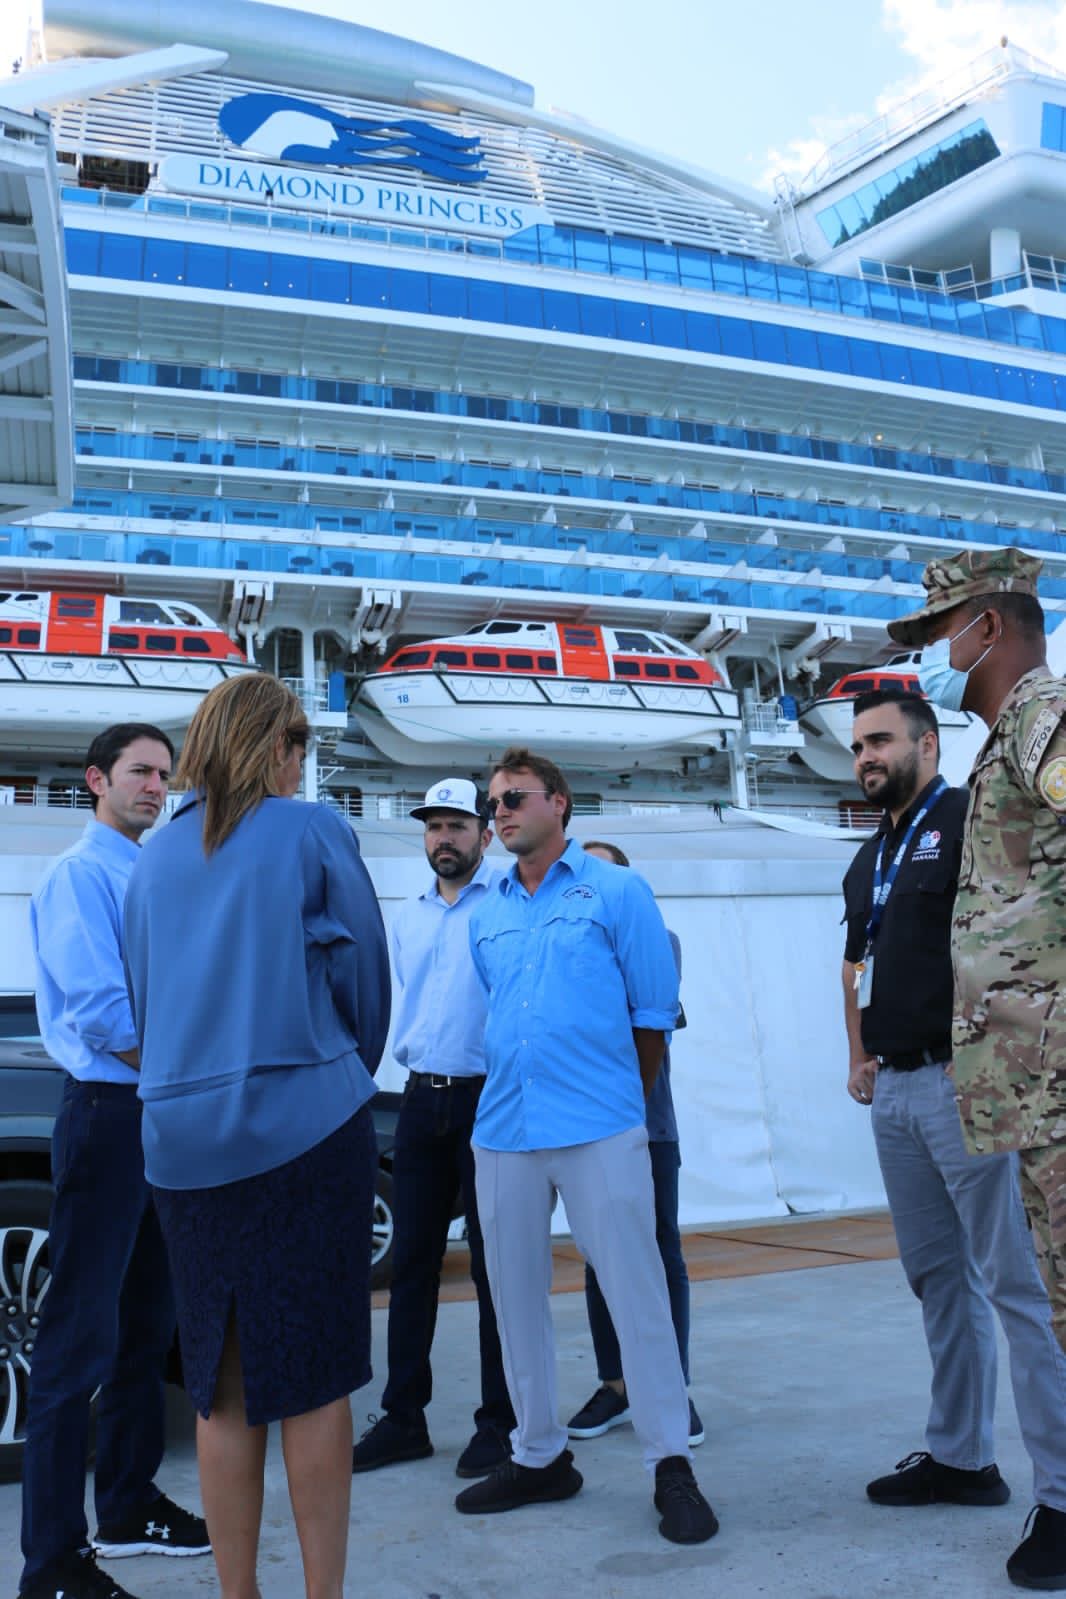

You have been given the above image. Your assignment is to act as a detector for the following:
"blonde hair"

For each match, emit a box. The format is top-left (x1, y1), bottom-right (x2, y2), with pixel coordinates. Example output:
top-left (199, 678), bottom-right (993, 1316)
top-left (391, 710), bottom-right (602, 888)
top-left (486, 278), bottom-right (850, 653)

top-left (176, 674), bottom-right (309, 854)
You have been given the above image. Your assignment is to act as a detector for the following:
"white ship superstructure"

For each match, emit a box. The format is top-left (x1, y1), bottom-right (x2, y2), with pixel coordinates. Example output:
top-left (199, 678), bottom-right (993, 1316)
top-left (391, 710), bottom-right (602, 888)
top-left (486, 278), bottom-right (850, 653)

top-left (1, 4), bottom-right (1065, 816)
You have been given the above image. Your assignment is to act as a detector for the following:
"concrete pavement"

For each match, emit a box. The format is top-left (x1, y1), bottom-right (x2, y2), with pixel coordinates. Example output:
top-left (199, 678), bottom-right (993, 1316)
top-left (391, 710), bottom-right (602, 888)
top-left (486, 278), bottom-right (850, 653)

top-left (0, 1256), bottom-right (1039, 1599)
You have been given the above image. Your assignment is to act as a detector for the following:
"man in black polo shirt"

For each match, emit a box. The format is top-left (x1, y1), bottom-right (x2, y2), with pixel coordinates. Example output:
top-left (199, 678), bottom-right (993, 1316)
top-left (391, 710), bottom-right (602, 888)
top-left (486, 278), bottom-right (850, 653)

top-left (842, 689), bottom-right (1066, 1591)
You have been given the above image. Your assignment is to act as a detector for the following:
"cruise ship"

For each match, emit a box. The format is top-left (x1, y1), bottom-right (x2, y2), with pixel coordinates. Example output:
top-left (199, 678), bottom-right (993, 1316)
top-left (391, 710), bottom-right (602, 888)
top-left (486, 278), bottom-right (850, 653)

top-left (2, 2), bottom-right (1066, 821)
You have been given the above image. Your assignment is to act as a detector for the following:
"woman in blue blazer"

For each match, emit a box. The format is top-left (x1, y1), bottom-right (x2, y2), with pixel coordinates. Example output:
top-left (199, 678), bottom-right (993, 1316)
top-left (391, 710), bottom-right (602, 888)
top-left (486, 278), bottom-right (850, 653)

top-left (124, 672), bottom-right (390, 1599)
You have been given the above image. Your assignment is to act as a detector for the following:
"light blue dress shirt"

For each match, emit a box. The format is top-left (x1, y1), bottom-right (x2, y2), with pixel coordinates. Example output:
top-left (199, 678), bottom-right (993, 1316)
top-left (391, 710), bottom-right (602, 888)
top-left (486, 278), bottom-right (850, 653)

top-left (124, 792), bottom-right (390, 1190)
top-left (391, 856), bottom-right (497, 1078)
top-left (31, 818), bottom-right (141, 1085)
top-left (469, 839), bottom-right (679, 1153)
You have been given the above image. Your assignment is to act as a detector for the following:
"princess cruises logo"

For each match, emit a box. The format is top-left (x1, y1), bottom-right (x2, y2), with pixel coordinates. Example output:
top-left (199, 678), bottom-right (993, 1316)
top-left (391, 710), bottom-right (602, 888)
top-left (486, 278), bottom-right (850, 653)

top-left (218, 92), bottom-right (487, 184)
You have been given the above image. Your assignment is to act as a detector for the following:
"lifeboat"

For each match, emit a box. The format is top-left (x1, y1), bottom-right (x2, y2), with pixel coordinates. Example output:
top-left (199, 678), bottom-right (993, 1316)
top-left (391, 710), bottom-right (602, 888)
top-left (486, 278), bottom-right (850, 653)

top-left (797, 652), bottom-right (979, 783)
top-left (0, 589), bottom-right (255, 753)
top-left (353, 619), bottom-right (741, 769)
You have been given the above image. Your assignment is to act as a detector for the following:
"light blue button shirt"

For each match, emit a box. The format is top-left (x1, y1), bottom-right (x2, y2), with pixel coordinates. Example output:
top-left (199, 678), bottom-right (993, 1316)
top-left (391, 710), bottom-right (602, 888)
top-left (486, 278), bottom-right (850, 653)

top-left (469, 839), bottom-right (678, 1152)
top-left (30, 818), bottom-right (141, 1085)
top-left (391, 856), bottom-right (497, 1078)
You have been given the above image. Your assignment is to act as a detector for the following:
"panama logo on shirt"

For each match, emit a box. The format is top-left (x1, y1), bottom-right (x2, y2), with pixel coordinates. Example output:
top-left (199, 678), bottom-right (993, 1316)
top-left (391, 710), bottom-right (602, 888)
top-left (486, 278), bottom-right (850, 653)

top-left (912, 828), bottom-right (942, 862)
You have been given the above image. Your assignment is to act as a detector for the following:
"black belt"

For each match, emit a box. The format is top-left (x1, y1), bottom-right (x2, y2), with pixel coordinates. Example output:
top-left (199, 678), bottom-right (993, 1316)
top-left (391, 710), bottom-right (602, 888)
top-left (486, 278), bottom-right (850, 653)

top-left (408, 1071), bottom-right (484, 1089)
top-left (876, 1044), bottom-right (952, 1071)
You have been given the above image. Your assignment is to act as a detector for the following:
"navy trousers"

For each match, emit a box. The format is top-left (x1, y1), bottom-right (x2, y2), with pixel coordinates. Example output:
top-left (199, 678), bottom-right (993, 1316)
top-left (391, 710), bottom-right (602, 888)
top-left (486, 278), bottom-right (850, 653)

top-left (585, 1138), bottom-right (691, 1385)
top-left (20, 1078), bottom-right (175, 1586)
top-left (381, 1075), bottom-right (514, 1433)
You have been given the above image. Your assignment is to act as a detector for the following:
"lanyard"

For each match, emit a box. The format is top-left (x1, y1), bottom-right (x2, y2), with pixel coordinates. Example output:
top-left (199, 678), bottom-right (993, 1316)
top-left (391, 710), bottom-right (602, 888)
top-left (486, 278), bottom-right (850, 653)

top-left (865, 778), bottom-right (947, 949)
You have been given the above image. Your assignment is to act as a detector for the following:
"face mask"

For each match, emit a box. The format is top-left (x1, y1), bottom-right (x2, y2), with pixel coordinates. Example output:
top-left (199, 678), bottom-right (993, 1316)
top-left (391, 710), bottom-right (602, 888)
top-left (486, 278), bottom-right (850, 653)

top-left (917, 613), bottom-right (995, 712)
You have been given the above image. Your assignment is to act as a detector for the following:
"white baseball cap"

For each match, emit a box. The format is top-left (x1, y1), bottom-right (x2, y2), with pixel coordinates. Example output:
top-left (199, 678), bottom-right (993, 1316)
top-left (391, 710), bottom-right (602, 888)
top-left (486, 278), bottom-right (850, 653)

top-left (409, 778), bottom-right (488, 822)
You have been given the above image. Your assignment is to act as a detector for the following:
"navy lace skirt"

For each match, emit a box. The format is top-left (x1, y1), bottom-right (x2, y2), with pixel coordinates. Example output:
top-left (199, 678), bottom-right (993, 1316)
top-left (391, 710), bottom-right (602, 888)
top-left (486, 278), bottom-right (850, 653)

top-left (152, 1103), bottom-right (376, 1425)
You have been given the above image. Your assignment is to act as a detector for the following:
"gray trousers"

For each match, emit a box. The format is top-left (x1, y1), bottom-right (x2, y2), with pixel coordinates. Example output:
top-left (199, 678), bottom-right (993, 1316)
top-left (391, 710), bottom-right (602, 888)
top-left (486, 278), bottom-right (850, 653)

top-left (474, 1123), bottom-right (691, 1472)
top-left (872, 1064), bottom-right (1066, 1510)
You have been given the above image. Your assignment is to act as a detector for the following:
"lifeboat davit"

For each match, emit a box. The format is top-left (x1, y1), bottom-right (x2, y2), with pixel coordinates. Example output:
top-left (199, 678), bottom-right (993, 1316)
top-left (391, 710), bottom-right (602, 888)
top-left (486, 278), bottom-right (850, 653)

top-left (0, 589), bottom-right (255, 753)
top-left (797, 652), bottom-right (979, 783)
top-left (353, 619), bottom-right (741, 769)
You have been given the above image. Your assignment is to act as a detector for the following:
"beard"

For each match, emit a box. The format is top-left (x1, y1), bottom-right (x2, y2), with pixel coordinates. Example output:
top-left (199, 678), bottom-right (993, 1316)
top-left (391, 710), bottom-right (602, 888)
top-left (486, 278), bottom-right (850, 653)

top-left (861, 747), bottom-right (920, 813)
top-left (429, 842), bottom-right (481, 879)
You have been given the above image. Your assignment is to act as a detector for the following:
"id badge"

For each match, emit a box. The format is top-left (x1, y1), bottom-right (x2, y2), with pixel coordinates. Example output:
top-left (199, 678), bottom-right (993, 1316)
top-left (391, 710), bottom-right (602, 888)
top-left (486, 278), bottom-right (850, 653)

top-left (855, 954), bottom-right (874, 1010)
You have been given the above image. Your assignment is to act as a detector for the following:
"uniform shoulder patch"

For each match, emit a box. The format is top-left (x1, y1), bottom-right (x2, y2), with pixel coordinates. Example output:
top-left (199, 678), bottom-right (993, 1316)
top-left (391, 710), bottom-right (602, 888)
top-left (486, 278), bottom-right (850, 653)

top-left (1038, 753), bottom-right (1066, 812)
top-left (1018, 704), bottom-right (1066, 783)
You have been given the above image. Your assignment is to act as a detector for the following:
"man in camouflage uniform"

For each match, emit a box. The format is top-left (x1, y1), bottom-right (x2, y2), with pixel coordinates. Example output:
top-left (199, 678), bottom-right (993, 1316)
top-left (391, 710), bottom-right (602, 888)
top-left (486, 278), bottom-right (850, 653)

top-left (889, 547), bottom-right (1066, 1591)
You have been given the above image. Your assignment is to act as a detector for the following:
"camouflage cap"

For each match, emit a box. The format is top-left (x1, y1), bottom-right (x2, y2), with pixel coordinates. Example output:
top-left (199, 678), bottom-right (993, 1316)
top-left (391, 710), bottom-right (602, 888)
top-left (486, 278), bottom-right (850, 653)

top-left (886, 546), bottom-right (1043, 646)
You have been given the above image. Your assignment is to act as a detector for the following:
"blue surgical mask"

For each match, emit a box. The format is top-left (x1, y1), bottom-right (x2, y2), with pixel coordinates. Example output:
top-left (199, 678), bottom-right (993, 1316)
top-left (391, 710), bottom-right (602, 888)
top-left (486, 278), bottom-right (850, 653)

top-left (917, 613), bottom-right (995, 712)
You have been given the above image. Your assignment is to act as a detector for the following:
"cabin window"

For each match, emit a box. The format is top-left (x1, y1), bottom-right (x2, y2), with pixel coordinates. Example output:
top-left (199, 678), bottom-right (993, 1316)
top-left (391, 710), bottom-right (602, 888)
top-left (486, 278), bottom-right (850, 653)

top-left (435, 649), bottom-right (467, 667)
top-left (838, 676), bottom-right (876, 694)
top-left (16, 628), bottom-right (40, 645)
top-left (675, 664), bottom-right (700, 680)
top-left (109, 632), bottom-right (140, 649)
top-left (472, 651), bottom-right (501, 667)
top-left (393, 649), bottom-right (430, 668)
top-left (505, 653), bottom-right (534, 670)
top-left (614, 660), bottom-right (639, 676)
top-left (56, 597), bottom-right (97, 618)
top-left (484, 621), bottom-right (523, 635)
top-left (644, 662), bottom-right (671, 678)
top-left (537, 655), bottom-right (558, 672)
top-left (181, 637), bottom-right (212, 654)
top-left (120, 601), bottom-right (169, 624)
top-left (169, 606), bottom-right (202, 626)
top-left (615, 629), bottom-right (661, 653)
top-left (145, 634), bottom-right (177, 652)
top-left (562, 626), bottom-right (597, 645)
top-left (0, 627), bottom-right (11, 643)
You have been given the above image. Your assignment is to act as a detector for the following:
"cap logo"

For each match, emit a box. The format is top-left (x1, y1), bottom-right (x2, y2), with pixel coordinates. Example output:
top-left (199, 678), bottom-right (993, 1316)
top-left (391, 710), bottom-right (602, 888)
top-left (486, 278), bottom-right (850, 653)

top-left (435, 785), bottom-right (453, 800)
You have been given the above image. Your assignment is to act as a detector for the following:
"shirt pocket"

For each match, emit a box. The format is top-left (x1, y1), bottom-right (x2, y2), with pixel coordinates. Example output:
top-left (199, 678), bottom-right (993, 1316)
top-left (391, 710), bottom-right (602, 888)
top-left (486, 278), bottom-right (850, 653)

top-left (542, 912), bottom-right (610, 980)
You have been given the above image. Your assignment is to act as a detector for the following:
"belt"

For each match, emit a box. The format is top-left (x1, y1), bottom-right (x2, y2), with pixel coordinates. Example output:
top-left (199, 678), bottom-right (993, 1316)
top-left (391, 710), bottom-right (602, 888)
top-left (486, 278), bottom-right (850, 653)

top-left (876, 1044), bottom-right (952, 1071)
top-left (407, 1071), bottom-right (485, 1089)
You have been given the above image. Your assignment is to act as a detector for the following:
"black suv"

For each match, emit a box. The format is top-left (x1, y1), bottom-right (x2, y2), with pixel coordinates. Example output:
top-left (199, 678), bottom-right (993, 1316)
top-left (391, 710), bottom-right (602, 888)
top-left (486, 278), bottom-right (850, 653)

top-left (0, 994), bottom-right (401, 1482)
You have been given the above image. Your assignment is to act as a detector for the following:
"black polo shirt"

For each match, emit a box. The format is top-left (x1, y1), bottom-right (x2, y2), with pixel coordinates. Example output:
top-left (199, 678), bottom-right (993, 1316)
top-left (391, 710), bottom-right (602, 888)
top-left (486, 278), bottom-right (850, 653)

top-left (842, 777), bottom-right (968, 1060)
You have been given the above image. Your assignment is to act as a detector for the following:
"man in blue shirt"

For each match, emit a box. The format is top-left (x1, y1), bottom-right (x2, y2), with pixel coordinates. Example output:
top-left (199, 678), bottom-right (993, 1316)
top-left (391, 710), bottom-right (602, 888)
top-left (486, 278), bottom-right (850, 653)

top-left (20, 724), bottom-right (209, 1599)
top-left (455, 748), bottom-right (718, 1545)
top-left (353, 779), bottom-right (515, 1481)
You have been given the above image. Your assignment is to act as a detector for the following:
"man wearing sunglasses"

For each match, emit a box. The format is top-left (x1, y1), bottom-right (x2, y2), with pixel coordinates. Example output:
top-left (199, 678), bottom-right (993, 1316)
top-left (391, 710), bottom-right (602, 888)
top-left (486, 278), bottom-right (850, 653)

top-left (455, 748), bottom-right (718, 1545)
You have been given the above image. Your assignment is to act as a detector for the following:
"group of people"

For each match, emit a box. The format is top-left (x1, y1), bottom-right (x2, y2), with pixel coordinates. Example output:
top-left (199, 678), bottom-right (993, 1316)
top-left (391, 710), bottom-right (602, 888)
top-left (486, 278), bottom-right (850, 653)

top-left (15, 544), bottom-right (1066, 1599)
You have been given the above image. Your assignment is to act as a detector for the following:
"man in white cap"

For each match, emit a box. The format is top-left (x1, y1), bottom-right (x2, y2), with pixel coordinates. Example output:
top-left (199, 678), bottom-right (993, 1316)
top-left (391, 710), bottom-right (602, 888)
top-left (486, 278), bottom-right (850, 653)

top-left (353, 778), bottom-right (515, 1479)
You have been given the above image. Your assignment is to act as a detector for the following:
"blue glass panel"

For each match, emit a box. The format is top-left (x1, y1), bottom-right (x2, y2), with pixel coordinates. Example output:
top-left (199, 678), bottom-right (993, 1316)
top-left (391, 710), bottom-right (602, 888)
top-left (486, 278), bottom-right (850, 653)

top-left (651, 304), bottom-right (685, 345)
top-left (467, 278), bottom-right (507, 321)
top-left (816, 119), bottom-right (1000, 245)
top-left (270, 254), bottom-right (309, 298)
top-left (719, 318), bottom-right (754, 358)
top-left (542, 290), bottom-right (580, 332)
top-left (614, 301), bottom-right (651, 342)
top-left (65, 230), bottom-right (101, 274)
top-left (682, 311), bottom-right (719, 353)
top-left (228, 248), bottom-right (270, 292)
top-left (1041, 102), bottom-right (1066, 152)
top-left (98, 233), bottom-right (142, 278)
top-left (578, 295), bottom-right (617, 338)
top-left (505, 283), bottom-right (541, 326)
top-left (310, 259), bottom-right (349, 302)
top-left (390, 270), bottom-right (430, 311)
top-left (186, 243), bottom-right (226, 288)
top-left (816, 333), bottom-right (850, 373)
top-left (751, 322), bottom-right (787, 362)
top-left (350, 264), bottom-right (387, 305)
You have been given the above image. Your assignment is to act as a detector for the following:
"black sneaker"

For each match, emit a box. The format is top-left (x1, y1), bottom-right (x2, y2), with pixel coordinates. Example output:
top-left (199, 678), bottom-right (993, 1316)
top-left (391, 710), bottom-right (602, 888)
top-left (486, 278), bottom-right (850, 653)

top-left (455, 1448), bottom-right (583, 1514)
top-left (866, 1451), bottom-right (1010, 1507)
top-left (688, 1399), bottom-right (705, 1447)
top-left (93, 1493), bottom-right (209, 1558)
top-left (566, 1384), bottom-right (631, 1439)
top-left (352, 1412), bottom-right (433, 1473)
top-left (654, 1456), bottom-right (719, 1544)
top-left (1007, 1505), bottom-right (1066, 1590)
top-left (456, 1422), bottom-right (512, 1479)
top-left (19, 1547), bottom-right (142, 1597)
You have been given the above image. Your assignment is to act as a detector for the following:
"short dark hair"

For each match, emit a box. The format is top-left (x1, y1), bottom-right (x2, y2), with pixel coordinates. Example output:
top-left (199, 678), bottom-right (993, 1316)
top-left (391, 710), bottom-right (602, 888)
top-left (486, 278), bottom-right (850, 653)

top-left (85, 723), bottom-right (175, 811)
top-left (583, 839), bottom-right (630, 867)
top-left (491, 746), bottom-right (573, 827)
top-left (853, 688), bottom-right (939, 745)
top-left (965, 591), bottom-right (1046, 641)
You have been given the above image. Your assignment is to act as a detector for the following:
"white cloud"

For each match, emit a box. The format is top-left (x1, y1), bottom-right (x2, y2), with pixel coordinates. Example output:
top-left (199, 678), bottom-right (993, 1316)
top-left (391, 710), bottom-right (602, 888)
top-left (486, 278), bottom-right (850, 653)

top-left (761, 0), bottom-right (1066, 191)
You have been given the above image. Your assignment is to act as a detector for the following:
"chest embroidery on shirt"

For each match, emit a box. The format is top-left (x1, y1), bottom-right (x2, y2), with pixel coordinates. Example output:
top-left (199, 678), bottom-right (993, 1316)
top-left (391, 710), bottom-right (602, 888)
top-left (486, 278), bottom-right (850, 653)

top-left (563, 884), bottom-right (597, 899)
top-left (1038, 754), bottom-right (1066, 809)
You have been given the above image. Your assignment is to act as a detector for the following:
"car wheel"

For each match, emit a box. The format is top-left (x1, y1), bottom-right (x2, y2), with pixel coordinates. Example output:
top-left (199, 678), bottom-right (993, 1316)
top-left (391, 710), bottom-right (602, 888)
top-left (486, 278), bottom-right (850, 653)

top-left (371, 1168), bottom-right (394, 1290)
top-left (0, 1181), bottom-right (53, 1483)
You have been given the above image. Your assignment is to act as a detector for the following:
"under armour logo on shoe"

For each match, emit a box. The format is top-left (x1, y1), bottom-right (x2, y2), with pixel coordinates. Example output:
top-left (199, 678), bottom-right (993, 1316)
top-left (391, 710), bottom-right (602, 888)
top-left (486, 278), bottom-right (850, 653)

top-left (145, 1520), bottom-right (171, 1539)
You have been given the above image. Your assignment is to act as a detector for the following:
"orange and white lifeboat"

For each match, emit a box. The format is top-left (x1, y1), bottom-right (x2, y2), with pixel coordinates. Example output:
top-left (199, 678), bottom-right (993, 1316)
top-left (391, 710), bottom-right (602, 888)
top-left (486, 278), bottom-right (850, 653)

top-left (0, 589), bottom-right (255, 752)
top-left (353, 619), bottom-right (740, 768)
top-left (797, 652), bottom-right (979, 783)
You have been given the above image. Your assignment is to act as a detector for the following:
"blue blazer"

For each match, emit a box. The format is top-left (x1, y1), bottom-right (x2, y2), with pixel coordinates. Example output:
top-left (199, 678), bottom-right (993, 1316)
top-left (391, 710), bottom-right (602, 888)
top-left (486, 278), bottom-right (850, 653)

top-left (124, 793), bottom-right (390, 1189)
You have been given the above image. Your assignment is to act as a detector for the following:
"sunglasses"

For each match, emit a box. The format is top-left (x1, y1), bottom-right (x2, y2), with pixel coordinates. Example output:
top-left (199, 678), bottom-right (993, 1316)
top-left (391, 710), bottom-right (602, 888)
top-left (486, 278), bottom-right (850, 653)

top-left (486, 788), bottom-right (549, 819)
